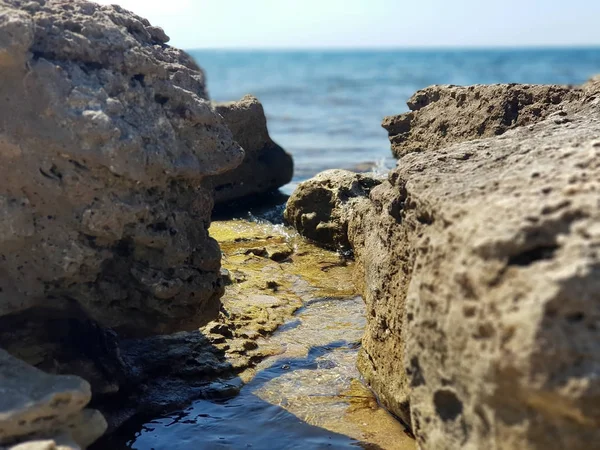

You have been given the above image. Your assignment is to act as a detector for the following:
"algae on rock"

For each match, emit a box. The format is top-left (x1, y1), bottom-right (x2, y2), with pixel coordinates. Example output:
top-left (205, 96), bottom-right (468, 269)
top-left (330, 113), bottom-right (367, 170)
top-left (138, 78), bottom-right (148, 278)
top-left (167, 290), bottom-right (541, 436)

top-left (204, 219), bottom-right (358, 381)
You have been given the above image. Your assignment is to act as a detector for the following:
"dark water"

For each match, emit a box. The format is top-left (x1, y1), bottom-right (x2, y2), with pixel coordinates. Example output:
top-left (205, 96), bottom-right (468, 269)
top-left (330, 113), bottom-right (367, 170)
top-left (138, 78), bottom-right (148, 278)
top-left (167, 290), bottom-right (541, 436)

top-left (189, 48), bottom-right (600, 192)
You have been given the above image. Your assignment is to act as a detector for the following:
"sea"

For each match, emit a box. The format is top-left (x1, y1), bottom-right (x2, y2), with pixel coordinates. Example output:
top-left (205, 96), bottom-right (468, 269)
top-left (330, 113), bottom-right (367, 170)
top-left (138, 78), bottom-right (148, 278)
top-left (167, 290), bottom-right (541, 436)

top-left (189, 48), bottom-right (600, 193)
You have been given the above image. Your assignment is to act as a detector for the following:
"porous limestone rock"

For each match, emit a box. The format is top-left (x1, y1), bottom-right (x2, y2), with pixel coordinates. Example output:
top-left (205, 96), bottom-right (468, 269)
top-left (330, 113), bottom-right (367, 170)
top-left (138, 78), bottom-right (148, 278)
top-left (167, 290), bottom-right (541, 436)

top-left (0, 0), bottom-right (243, 341)
top-left (284, 170), bottom-right (381, 250)
top-left (348, 98), bottom-right (600, 449)
top-left (382, 83), bottom-right (581, 158)
top-left (0, 349), bottom-right (106, 449)
top-left (205, 95), bottom-right (293, 204)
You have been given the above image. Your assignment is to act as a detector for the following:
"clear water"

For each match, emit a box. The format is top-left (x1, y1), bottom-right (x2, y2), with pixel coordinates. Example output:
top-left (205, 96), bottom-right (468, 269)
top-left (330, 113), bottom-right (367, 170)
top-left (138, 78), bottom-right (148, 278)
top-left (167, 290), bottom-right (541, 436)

top-left (189, 48), bottom-right (600, 192)
top-left (117, 297), bottom-right (414, 449)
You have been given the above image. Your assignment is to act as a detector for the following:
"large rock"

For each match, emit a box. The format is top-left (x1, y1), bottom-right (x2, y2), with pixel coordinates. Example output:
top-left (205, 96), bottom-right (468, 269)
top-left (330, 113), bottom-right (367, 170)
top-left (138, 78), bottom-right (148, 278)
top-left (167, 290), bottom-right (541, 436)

top-left (0, 0), bottom-right (243, 340)
top-left (348, 96), bottom-right (600, 449)
top-left (204, 95), bottom-right (293, 204)
top-left (0, 349), bottom-right (106, 448)
top-left (0, 0), bottom-right (249, 422)
top-left (284, 170), bottom-right (381, 250)
top-left (382, 83), bottom-right (581, 158)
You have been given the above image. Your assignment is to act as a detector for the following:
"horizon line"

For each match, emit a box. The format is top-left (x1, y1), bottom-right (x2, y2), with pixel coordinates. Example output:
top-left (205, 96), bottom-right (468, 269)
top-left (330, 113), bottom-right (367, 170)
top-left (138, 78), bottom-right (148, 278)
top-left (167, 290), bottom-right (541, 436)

top-left (184, 44), bottom-right (600, 52)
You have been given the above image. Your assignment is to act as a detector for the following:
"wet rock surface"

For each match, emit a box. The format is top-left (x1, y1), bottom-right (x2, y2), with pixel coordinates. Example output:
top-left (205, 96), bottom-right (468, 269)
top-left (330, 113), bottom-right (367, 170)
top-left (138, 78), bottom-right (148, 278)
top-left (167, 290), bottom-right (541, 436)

top-left (91, 218), bottom-right (359, 435)
top-left (284, 169), bottom-right (381, 250)
top-left (107, 297), bottom-right (415, 450)
top-left (96, 220), bottom-right (414, 450)
top-left (349, 98), bottom-right (600, 448)
top-left (0, 349), bottom-right (106, 449)
top-left (204, 95), bottom-right (294, 204)
top-left (97, 220), bottom-right (414, 450)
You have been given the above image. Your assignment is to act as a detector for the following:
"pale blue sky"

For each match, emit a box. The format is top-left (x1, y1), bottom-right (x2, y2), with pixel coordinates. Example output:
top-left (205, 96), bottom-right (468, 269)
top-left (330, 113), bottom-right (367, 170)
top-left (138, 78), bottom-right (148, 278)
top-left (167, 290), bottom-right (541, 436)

top-left (96, 0), bottom-right (600, 49)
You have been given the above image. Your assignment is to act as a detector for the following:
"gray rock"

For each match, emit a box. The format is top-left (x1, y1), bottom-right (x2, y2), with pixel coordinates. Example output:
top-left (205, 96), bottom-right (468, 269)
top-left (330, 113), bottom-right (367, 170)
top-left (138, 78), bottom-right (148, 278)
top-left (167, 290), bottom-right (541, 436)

top-left (205, 95), bottom-right (293, 204)
top-left (284, 170), bottom-right (381, 250)
top-left (349, 96), bottom-right (600, 449)
top-left (0, 0), bottom-right (243, 339)
top-left (0, 349), bottom-right (106, 448)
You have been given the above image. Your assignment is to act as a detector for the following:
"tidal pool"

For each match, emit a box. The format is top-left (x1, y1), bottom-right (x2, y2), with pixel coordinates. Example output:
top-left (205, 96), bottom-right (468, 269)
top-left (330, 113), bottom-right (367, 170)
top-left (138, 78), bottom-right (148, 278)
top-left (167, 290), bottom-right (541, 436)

top-left (113, 296), bottom-right (413, 449)
top-left (106, 220), bottom-right (415, 449)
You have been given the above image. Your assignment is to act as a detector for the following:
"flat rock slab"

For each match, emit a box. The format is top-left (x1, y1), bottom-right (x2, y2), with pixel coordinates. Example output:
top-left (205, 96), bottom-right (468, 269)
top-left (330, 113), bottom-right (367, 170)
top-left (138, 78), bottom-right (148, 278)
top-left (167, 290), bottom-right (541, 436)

top-left (0, 349), bottom-right (105, 448)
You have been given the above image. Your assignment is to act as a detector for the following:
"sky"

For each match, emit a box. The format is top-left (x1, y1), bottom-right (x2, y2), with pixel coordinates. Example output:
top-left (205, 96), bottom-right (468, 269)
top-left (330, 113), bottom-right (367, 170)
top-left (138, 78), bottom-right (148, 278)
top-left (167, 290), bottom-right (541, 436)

top-left (94, 0), bottom-right (600, 50)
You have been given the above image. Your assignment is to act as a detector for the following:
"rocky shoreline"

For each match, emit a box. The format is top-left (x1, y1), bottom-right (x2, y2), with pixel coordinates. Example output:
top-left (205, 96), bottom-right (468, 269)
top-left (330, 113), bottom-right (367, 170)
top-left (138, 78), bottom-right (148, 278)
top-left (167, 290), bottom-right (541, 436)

top-left (0, 1), bottom-right (598, 449)
top-left (0, 1), bottom-right (293, 448)
top-left (287, 82), bottom-right (600, 449)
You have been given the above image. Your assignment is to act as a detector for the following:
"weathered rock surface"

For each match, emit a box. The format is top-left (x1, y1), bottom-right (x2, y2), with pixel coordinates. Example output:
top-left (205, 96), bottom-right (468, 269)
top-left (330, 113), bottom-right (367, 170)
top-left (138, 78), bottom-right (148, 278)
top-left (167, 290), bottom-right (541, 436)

top-left (0, 0), bottom-right (246, 403)
top-left (284, 170), bottom-right (381, 250)
top-left (204, 95), bottom-right (293, 204)
top-left (382, 83), bottom-right (582, 158)
top-left (348, 99), bottom-right (600, 449)
top-left (0, 1), bottom-right (254, 439)
top-left (0, 0), bottom-right (242, 338)
top-left (0, 349), bottom-right (106, 449)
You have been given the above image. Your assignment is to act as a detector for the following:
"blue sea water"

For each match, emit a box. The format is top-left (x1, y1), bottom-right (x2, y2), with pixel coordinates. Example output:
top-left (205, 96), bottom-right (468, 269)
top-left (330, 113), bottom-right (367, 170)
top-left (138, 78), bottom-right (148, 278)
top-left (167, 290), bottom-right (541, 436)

top-left (189, 48), bottom-right (600, 192)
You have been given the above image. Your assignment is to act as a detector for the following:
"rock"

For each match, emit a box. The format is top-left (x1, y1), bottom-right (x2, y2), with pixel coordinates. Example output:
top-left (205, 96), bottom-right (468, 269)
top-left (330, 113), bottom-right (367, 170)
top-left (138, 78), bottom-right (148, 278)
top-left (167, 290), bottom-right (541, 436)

top-left (382, 83), bottom-right (581, 158)
top-left (0, 0), bottom-right (244, 385)
top-left (581, 74), bottom-right (600, 99)
top-left (347, 161), bottom-right (378, 173)
top-left (6, 437), bottom-right (79, 450)
top-left (266, 244), bottom-right (293, 262)
top-left (348, 97), bottom-right (600, 449)
top-left (284, 170), bottom-right (381, 250)
top-left (0, 349), bottom-right (106, 448)
top-left (204, 95), bottom-right (293, 204)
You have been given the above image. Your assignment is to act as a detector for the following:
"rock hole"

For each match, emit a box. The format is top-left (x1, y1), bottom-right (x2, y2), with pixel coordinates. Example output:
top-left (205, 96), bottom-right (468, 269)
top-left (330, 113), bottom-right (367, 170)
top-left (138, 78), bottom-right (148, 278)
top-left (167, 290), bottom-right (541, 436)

top-left (507, 244), bottom-right (558, 266)
top-left (39, 168), bottom-right (57, 181)
top-left (437, 121), bottom-right (449, 136)
top-left (154, 94), bottom-right (169, 105)
top-left (49, 164), bottom-right (63, 180)
top-left (147, 222), bottom-right (169, 232)
top-left (131, 73), bottom-right (146, 87)
top-left (69, 159), bottom-right (89, 171)
top-left (433, 389), bottom-right (463, 422)
top-left (463, 306), bottom-right (476, 318)
top-left (64, 22), bottom-right (83, 34)
top-left (114, 238), bottom-right (134, 257)
top-left (416, 211), bottom-right (433, 225)
top-left (566, 312), bottom-right (584, 323)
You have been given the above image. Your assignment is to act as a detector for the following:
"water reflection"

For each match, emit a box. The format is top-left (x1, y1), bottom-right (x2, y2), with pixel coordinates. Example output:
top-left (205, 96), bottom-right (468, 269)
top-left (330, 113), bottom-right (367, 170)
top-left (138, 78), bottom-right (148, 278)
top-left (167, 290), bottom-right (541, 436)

top-left (110, 297), bottom-right (413, 450)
